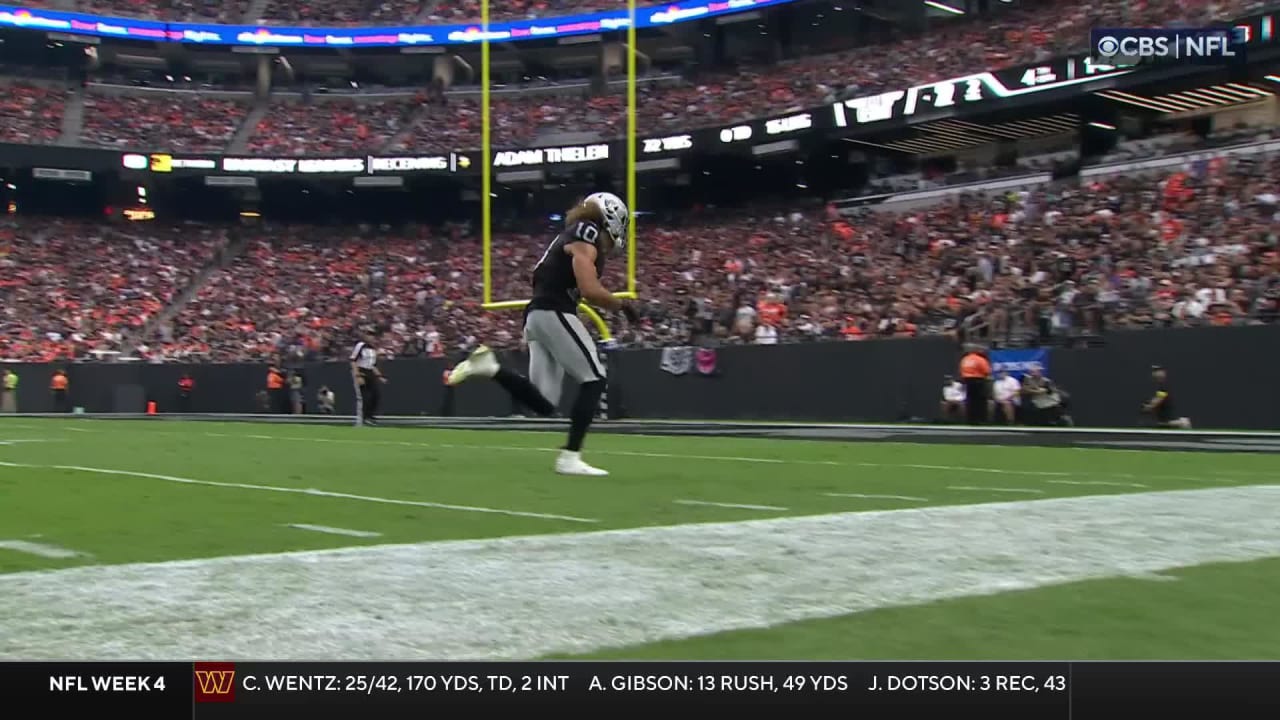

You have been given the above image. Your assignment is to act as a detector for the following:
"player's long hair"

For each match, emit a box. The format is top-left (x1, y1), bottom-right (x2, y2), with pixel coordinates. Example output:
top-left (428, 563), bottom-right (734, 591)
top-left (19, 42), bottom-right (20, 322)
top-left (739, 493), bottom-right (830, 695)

top-left (565, 197), bottom-right (613, 250)
top-left (565, 197), bottom-right (605, 227)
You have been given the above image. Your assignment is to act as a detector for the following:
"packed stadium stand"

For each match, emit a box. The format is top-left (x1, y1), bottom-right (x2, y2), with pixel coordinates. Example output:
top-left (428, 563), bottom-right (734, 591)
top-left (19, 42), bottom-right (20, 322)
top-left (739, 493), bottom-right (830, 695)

top-left (53, 151), bottom-right (1262, 363)
top-left (1, 0), bottom-right (1277, 365)
top-left (79, 91), bottom-right (250, 153)
top-left (0, 220), bottom-right (231, 362)
top-left (52, 0), bottom-right (1272, 29)
top-left (245, 97), bottom-right (418, 156)
top-left (256, 0), bottom-right (634, 24)
top-left (0, 81), bottom-right (68, 146)
top-left (258, 0), bottom-right (426, 25)
top-left (78, 0), bottom-right (249, 22)
top-left (3, 0), bottom-right (1267, 157)
top-left (422, 0), bottom-right (631, 24)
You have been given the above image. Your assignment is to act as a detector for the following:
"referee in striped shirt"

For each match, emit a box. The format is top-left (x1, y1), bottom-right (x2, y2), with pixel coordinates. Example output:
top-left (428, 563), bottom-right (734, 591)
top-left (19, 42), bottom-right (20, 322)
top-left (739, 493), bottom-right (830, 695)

top-left (351, 331), bottom-right (383, 426)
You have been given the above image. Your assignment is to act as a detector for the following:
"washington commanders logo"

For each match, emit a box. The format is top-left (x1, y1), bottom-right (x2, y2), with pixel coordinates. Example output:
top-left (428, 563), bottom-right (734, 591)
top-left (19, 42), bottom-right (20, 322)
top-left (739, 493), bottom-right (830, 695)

top-left (194, 662), bottom-right (237, 703)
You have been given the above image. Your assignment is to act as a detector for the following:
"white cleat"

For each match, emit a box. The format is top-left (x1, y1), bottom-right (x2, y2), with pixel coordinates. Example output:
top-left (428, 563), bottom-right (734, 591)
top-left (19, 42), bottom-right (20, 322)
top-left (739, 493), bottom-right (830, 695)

top-left (555, 450), bottom-right (609, 476)
top-left (447, 345), bottom-right (500, 386)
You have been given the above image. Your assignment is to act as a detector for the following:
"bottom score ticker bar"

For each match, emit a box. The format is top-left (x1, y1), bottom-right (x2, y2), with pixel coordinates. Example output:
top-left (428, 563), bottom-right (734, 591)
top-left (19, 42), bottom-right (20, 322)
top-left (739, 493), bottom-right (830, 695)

top-left (7, 661), bottom-right (1279, 717)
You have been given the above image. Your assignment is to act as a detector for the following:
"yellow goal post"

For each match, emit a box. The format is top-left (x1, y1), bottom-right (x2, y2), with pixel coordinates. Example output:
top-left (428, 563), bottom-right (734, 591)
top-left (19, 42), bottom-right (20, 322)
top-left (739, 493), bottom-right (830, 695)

top-left (477, 0), bottom-right (640, 341)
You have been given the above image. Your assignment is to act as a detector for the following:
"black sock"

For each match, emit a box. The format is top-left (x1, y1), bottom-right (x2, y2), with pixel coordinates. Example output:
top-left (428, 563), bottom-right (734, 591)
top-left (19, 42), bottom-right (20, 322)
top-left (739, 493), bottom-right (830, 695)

top-left (493, 367), bottom-right (556, 416)
top-left (565, 380), bottom-right (604, 452)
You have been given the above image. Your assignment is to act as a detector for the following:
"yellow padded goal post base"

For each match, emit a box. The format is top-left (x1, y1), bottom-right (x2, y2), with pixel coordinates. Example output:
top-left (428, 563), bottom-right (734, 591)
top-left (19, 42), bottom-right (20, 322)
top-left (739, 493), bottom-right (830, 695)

top-left (482, 293), bottom-right (637, 342)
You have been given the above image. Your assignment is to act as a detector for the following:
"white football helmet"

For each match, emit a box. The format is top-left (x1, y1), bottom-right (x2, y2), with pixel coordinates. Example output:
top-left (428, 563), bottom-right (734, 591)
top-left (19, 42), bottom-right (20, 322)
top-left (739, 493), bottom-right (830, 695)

top-left (585, 191), bottom-right (629, 249)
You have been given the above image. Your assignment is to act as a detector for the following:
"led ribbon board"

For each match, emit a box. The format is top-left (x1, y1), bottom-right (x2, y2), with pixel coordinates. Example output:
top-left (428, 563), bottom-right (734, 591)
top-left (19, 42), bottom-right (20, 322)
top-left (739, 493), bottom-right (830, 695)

top-left (0, 0), bottom-right (797, 48)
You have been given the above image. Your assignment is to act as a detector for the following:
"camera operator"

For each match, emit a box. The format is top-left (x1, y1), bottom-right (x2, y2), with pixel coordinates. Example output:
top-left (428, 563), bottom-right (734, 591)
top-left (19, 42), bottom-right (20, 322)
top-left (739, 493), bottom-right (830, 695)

top-left (1019, 365), bottom-right (1072, 426)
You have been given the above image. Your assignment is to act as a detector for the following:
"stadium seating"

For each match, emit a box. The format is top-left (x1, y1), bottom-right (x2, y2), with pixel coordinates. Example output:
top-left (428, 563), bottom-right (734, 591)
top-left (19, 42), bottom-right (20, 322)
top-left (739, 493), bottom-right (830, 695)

top-left (120, 154), bottom-right (1280, 362)
top-left (246, 98), bottom-right (418, 156)
top-left (78, 0), bottom-right (249, 22)
top-left (2, 0), bottom-right (1276, 364)
top-left (256, 0), bottom-right (632, 25)
top-left (80, 93), bottom-right (249, 153)
top-left (0, 220), bottom-right (230, 362)
top-left (158, 227), bottom-right (453, 362)
top-left (0, 82), bottom-right (67, 146)
top-left (90, 0), bottom-right (1267, 155)
top-left (425, 0), bottom-right (631, 24)
top-left (1, 0), bottom-right (1259, 156)
top-left (258, 0), bottom-right (426, 25)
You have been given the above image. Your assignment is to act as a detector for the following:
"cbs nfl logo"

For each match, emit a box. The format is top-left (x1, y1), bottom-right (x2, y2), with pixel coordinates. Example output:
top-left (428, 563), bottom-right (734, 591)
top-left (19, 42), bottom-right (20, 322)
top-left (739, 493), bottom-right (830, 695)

top-left (1091, 28), bottom-right (1248, 67)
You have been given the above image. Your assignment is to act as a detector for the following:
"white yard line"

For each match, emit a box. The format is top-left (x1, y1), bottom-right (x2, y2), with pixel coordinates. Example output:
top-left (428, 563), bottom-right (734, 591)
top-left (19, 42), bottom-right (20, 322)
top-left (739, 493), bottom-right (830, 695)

top-left (0, 540), bottom-right (84, 559)
top-left (0, 461), bottom-right (597, 524)
top-left (192, 430), bottom-right (1257, 484)
top-left (824, 493), bottom-right (929, 502)
top-left (881, 463), bottom-right (1071, 476)
top-left (948, 486), bottom-right (1046, 495)
top-left (0, 485), bottom-right (1276, 660)
top-left (673, 499), bottom-right (789, 511)
top-left (286, 524), bottom-right (382, 538)
top-left (1049, 480), bottom-right (1149, 489)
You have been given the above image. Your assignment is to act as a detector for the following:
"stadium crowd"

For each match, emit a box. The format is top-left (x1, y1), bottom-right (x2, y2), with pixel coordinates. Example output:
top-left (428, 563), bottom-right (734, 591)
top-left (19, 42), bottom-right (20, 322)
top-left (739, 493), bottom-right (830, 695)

top-left (80, 93), bottom-right (249, 153)
top-left (107, 152), bottom-right (1280, 363)
top-left (6, 0), bottom-right (1267, 156)
top-left (423, 0), bottom-right (630, 24)
top-left (258, 0), bottom-right (426, 26)
top-left (47, 0), bottom-right (1270, 30)
top-left (0, 220), bottom-right (231, 362)
top-left (246, 98), bottom-right (418, 155)
top-left (77, 0), bottom-right (249, 22)
top-left (0, 82), bottom-right (67, 146)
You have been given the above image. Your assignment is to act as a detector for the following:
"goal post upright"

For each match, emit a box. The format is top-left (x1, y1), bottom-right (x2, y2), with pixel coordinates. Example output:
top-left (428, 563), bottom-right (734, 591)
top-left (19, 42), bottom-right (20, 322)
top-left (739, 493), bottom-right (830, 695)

top-left (626, 0), bottom-right (637, 296)
top-left (480, 0), bottom-right (493, 306)
top-left (477, 0), bottom-right (639, 339)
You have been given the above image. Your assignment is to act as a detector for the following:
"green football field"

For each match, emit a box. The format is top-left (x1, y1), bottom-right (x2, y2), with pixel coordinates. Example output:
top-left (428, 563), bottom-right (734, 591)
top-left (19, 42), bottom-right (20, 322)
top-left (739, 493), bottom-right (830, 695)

top-left (0, 417), bottom-right (1277, 661)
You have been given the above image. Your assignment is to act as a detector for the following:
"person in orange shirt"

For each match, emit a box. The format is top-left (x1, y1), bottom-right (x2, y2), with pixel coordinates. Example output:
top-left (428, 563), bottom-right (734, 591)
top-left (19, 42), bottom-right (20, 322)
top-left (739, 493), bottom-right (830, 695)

top-left (958, 345), bottom-right (992, 425)
top-left (49, 369), bottom-right (70, 413)
top-left (266, 363), bottom-right (288, 414)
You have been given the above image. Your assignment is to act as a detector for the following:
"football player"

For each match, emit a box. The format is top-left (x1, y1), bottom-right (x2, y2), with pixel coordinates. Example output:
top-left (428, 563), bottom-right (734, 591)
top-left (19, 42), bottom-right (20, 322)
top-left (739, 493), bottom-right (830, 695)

top-left (447, 192), bottom-right (639, 476)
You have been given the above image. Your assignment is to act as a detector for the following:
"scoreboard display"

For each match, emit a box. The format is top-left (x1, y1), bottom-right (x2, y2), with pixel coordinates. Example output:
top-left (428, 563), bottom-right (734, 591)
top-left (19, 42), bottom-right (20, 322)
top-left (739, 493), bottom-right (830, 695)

top-left (834, 57), bottom-right (1133, 127)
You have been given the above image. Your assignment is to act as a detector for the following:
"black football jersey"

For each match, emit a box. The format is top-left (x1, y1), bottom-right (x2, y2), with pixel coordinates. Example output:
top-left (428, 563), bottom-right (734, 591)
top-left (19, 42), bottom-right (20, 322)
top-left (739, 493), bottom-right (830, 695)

top-left (1154, 382), bottom-right (1176, 421)
top-left (527, 220), bottom-right (606, 313)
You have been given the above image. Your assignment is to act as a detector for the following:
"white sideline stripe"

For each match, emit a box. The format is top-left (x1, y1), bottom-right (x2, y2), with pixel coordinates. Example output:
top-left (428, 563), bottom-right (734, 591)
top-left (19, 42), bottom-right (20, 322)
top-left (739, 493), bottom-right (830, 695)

top-left (0, 485), bottom-right (1278, 661)
top-left (206, 432), bottom-right (830, 466)
top-left (198, 430), bottom-right (1209, 480)
top-left (0, 540), bottom-right (84, 559)
top-left (1049, 480), bottom-right (1149, 489)
top-left (0, 461), bottom-right (597, 524)
top-left (287, 524), bottom-right (382, 538)
top-left (948, 486), bottom-right (1046, 495)
top-left (674, 499), bottom-right (789, 511)
top-left (63, 427), bottom-right (96, 433)
top-left (885, 463), bottom-right (1071, 476)
top-left (824, 493), bottom-right (929, 502)
top-left (199, 427), bottom-right (1269, 484)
